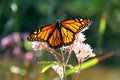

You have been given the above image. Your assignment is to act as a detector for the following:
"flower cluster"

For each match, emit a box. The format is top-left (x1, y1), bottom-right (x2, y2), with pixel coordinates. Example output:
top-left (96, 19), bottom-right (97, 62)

top-left (67, 32), bottom-right (95, 63)
top-left (31, 27), bottom-right (95, 78)
top-left (0, 32), bottom-right (34, 66)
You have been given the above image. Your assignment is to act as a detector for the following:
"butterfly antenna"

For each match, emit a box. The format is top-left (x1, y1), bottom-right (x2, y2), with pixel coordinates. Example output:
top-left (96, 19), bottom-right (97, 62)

top-left (52, 18), bottom-right (61, 23)
top-left (52, 17), bottom-right (58, 21)
top-left (52, 14), bottom-right (67, 22)
top-left (59, 14), bottom-right (67, 20)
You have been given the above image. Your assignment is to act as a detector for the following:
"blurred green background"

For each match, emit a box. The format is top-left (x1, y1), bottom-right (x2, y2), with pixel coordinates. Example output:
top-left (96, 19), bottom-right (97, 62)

top-left (0, 0), bottom-right (120, 80)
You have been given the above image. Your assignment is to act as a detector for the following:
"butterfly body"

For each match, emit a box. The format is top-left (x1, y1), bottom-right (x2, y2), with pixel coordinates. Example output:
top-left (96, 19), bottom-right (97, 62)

top-left (28, 18), bottom-right (92, 48)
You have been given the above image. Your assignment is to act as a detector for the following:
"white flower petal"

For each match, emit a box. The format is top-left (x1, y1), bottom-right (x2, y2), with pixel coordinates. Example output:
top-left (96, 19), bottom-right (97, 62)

top-left (52, 65), bottom-right (64, 79)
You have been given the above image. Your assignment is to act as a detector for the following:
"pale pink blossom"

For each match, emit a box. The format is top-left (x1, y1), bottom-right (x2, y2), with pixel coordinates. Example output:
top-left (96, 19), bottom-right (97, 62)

top-left (81, 27), bottom-right (89, 32)
top-left (52, 65), bottom-right (64, 79)
top-left (1, 35), bottom-right (13, 48)
top-left (75, 43), bottom-right (95, 62)
top-left (13, 47), bottom-right (22, 55)
top-left (75, 33), bottom-right (86, 43)
top-left (24, 52), bottom-right (34, 60)
top-left (24, 52), bottom-right (34, 66)
top-left (1, 32), bottom-right (21, 48)
top-left (63, 32), bottom-right (95, 63)
top-left (12, 32), bottom-right (21, 43)
top-left (32, 41), bottom-right (48, 51)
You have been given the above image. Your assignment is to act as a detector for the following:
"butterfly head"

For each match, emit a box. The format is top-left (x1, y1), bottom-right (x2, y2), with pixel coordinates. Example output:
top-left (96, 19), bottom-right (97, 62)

top-left (56, 20), bottom-right (61, 28)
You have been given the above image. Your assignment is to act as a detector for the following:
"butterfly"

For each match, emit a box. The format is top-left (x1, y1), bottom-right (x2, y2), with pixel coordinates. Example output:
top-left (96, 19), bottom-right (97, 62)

top-left (27, 18), bottom-right (92, 48)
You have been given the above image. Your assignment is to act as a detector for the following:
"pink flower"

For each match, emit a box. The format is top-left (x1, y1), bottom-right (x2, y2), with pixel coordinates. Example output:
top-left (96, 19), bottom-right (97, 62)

top-left (32, 41), bottom-right (48, 51)
top-left (0, 32), bottom-right (21, 49)
top-left (24, 52), bottom-right (34, 66)
top-left (12, 32), bottom-right (21, 43)
top-left (13, 47), bottom-right (22, 55)
top-left (24, 52), bottom-right (34, 60)
top-left (1, 35), bottom-right (13, 48)
top-left (64, 31), bottom-right (95, 63)
top-left (52, 65), bottom-right (64, 79)
top-left (75, 43), bottom-right (95, 62)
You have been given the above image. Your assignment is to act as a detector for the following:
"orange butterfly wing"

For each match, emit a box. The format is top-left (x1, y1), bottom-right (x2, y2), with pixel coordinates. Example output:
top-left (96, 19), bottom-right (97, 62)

top-left (61, 18), bottom-right (91, 45)
top-left (28, 24), bottom-right (63, 48)
top-left (48, 28), bottom-right (62, 47)
top-left (28, 24), bottom-right (55, 41)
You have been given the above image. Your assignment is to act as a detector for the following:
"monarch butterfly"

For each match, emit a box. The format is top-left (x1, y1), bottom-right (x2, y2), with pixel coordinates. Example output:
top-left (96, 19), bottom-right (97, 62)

top-left (28, 18), bottom-right (92, 48)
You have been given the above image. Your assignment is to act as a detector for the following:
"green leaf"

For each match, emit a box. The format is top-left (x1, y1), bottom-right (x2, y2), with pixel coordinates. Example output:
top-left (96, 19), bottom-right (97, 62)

top-left (66, 64), bottom-right (80, 76)
top-left (97, 12), bottom-right (107, 47)
top-left (24, 40), bottom-right (32, 51)
top-left (53, 76), bottom-right (61, 80)
top-left (39, 61), bottom-right (58, 73)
